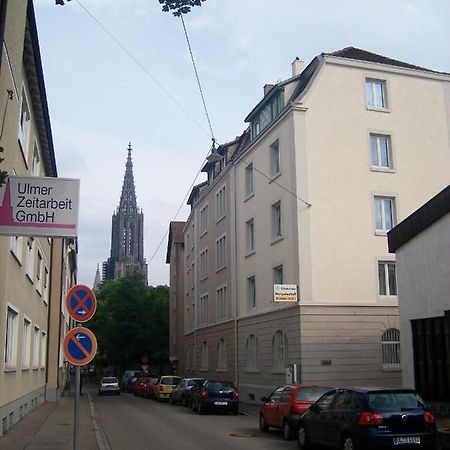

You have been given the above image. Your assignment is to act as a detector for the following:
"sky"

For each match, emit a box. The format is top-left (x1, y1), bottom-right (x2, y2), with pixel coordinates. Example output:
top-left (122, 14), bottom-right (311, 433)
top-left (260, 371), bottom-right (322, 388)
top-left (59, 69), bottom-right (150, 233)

top-left (33, 0), bottom-right (450, 287)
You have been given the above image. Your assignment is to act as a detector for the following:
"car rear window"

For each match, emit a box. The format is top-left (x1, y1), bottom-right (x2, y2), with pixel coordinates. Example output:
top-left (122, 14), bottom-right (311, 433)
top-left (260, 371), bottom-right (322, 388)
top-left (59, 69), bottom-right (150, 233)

top-left (368, 392), bottom-right (424, 411)
top-left (161, 377), bottom-right (181, 385)
top-left (296, 387), bottom-right (333, 402)
top-left (207, 382), bottom-right (235, 390)
top-left (102, 377), bottom-right (118, 383)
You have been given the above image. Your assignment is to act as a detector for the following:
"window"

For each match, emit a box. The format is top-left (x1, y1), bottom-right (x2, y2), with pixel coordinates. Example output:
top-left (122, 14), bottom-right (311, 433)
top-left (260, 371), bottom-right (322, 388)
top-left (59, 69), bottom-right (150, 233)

top-left (199, 294), bottom-right (209, 325)
top-left (185, 233), bottom-right (190, 258)
top-left (382, 328), bottom-right (400, 366)
top-left (10, 236), bottom-right (23, 263)
top-left (185, 346), bottom-right (191, 370)
top-left (31, 142), bottom-right (40, 176)
top-left (40, 331), bottom-right (47, 368)
top-left (246, 219), bottom-right (255, 253)
top-left (272, 201), bottom-right (282, 239)
top-left (374, 196), bottom-right (395, 232)
top-left (199, 204), bottom-right (208, 235)
top-left (246, 335), bottom-right (258, 371)
top-left (5, 307), bottom-right (19, 369)
top-left (22, 318), bottom-right (31, 369)
top-left (218, 338), bottom-right (227, 370)
top-left (33, 326), bottom-right (40, 369)
top-left (43, 267), bottom-right (49, 302)
top-left (26, 237), bottom-right (34, 279)
top-left (245, 163), bottom-right (254, 196)
top-left (250, 91), bottom-right (284, 140)
top-left (378, 261), bottom-right (397, 296)
top-left (216, 187), bottom-right (226, 221)
top-left (370, 134), bottom-right (392, 169)
top-left (199, 249), bottom-right (208, 280)
top-left (200, 341), bottom-right (209, 370)
top-left (191, 261), bottom-right (195, 289)
top-left (273, 265), bottom-right (283, 285)
top-left (366, 78), bottom-right (387, 108)
top-left (18, 87), bottom-right (31, 157)
top-left (191, 223), bottom-right (195, 249)
top-left (272, 330), bottom-right (287, 370)
top-left (247, 276), bottom-right (256, 309)
top-left (216, 235), bottom-right (226, 269)
top-left (36, 251), bottom-right (43, 292)
top-left (270, 140), bottom-right (280, 176)
top-left (216, 285), bottom-right (227, 321)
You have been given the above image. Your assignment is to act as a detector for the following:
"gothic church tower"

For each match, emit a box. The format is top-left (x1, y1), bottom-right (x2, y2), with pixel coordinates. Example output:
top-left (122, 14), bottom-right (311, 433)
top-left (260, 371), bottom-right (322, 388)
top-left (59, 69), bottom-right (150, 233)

top-left (103, 144), bottom-right (147, 283)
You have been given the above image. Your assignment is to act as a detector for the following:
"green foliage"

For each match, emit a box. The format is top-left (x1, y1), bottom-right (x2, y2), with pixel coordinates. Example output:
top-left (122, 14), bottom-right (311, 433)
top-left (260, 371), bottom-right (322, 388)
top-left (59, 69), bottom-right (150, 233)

top-left (88, 273), bottom-right (169, 372)
top-left (0, 171), bottom-right (7, 187)
top-left (159, 0), bottom-right (206, 17)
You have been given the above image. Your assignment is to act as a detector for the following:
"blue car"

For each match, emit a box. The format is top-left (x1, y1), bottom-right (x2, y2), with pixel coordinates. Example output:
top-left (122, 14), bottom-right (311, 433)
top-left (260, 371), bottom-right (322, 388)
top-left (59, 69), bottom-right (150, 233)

top-left (191, 380), bottom-right (239, 415)
top-left (297, 387), bottom-right (437, 450)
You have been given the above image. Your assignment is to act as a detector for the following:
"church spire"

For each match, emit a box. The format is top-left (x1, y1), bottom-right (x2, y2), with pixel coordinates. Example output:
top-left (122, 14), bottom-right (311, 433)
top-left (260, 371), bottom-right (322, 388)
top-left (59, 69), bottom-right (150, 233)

top-left (93, 263), bottom-right (101, 291)
top-left (119, 142), bottom-right (138, 214)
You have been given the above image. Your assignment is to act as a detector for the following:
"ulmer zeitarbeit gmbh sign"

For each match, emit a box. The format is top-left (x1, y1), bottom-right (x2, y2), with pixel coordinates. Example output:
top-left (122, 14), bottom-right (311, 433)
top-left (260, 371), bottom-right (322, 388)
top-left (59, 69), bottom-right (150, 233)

top-left (0, 175), bottom-right (80, 238)
top-left (273, 284), bottom-right (298, 302)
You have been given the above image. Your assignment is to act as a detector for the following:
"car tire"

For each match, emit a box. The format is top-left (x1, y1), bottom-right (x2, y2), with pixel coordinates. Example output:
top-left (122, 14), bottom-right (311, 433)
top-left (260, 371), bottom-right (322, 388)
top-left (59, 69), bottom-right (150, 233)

top-left (297, 424), bottom-right (309, 450)
top-left (341, 434), bottom-right (356, 450)
top-left (198, 402), bottom-right (205, 415)
top-left (283, 421), bottom-right (293, 440)
top-left (182, 397), bottom-right (187, 407)
top-left (259, 414), bottom-right (269, 432)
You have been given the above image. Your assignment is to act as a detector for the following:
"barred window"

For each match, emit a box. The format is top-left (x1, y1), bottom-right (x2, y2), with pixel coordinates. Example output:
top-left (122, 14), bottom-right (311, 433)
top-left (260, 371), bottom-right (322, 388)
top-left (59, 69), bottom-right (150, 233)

top-left (246, 334), bottom-right (258, 371)
top-left (272, 330), bottom-right (287, 370)
top-left (382, 328), bottom-right (400, 366)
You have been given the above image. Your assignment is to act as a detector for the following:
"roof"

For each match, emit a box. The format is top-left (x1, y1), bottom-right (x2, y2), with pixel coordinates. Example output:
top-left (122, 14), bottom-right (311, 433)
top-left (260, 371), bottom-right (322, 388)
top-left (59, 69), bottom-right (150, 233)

top-left (166, 221), bottom-right (185, 263)
top-left (388, 184), bottom-right (450, 252)
top-left (187, 181), bottom-right (207, 206)
top-left (323, 46), bottom-right (449, 75)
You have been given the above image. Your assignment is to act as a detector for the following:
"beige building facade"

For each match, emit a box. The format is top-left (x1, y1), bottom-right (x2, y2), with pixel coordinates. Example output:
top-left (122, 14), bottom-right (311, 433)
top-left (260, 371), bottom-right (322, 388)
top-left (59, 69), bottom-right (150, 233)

top-left (169, 48), bottom-right (450, 402)
top-left (0, 0), bottom-right (75, 434)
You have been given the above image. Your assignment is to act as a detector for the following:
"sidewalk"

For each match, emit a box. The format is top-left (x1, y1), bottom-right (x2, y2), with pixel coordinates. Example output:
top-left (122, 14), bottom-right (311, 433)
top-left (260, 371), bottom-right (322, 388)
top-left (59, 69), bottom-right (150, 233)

top-left (0, 387), bottom-right (99, 450)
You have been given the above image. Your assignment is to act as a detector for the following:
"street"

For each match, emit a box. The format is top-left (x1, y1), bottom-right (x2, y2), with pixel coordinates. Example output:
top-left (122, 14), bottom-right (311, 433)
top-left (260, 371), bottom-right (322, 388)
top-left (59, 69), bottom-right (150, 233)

top-left (92, 390), bottom-right (297, 450)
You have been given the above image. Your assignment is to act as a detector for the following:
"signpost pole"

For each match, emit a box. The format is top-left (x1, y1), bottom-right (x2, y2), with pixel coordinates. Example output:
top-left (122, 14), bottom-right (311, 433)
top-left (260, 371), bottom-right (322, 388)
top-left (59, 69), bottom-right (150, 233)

top-left (73, 364), bottom-right (80, 450)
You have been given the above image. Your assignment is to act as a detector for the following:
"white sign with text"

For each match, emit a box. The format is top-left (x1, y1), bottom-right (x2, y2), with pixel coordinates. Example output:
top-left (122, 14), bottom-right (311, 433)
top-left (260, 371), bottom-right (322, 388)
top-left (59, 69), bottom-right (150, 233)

top-left (273, 284), bottom-right (298, 302)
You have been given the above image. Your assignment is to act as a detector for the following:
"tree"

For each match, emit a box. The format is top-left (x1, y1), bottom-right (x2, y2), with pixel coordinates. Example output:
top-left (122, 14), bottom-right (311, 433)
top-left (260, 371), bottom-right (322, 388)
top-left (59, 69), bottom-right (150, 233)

top-left (158, 0), bottom-right (206, 16)
top-left (88, 273), bottom-right (169, 374)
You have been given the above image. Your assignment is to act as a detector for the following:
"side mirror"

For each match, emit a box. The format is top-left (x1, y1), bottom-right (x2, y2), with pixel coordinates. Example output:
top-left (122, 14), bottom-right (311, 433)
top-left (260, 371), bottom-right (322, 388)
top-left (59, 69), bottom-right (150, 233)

top-left (261, 396), bottom-right (268, 402)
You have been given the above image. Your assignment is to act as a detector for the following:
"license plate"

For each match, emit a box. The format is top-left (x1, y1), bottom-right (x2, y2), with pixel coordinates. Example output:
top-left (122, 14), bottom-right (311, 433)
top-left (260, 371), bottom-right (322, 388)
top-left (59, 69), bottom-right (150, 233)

top-left (393, 436), bottom-right (421, 445)
top-left (214, 401), bottom-right (228, 406)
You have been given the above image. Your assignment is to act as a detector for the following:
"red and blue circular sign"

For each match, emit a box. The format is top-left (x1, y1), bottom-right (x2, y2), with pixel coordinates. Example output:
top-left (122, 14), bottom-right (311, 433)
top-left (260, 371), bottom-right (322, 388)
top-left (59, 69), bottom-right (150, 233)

top-left (66, 284), bottom-right (97, 323)
top-left (63, 327), bottom-right (97, 366)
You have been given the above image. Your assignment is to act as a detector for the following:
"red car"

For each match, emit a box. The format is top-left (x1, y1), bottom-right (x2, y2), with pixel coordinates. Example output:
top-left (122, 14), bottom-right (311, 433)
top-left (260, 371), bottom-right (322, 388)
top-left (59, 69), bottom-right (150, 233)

top-left (142, 376), bottom-right (159, 399)
top-left (259, 384), bottom-right (333, 440)
top-left (134, 376), bottom-right (149, 396)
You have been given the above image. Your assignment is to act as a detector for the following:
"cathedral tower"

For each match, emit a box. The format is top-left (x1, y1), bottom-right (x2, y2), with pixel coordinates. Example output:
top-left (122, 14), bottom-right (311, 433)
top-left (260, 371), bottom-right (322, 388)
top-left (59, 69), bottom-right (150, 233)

top-left (103, 144), bottom-right (148, 283)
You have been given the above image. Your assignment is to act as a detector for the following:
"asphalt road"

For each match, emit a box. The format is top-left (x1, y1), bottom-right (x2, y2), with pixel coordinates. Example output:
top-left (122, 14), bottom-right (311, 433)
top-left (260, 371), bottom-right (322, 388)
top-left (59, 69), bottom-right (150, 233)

top-left (92, 391), bottom-right (298, 450)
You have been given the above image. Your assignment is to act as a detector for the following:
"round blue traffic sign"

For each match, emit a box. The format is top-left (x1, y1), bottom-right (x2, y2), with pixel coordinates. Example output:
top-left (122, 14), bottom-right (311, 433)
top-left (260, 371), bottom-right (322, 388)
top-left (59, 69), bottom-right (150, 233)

top-left (66, 284), bottom-right (97, 322)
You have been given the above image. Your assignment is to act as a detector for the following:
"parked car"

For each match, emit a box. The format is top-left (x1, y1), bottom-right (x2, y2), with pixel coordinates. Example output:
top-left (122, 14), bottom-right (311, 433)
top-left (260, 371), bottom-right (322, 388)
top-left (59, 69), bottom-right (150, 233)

top-left (191, 380), bottom-right (239, 415)
top-left (98, 376), bottom-right (120, 396)
top-left (170, 378), bottom-right (205, 406)
top-left (297, 387), bottom-right (437, 450)
top-left (143, 376), bottom-right (159, 399)
top-left (259, 384), bottom-right (334, 440)
top-left (154, 376), bottom-right (182, 401)
top-left (121, 370), bottom-right (142, 392)
top-left (134, 376), bottom-right (149, 396)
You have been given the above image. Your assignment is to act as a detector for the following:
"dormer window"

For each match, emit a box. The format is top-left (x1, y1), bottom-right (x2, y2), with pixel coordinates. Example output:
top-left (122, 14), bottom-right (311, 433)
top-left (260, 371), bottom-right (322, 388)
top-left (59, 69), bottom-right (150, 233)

top-left (250, 90), bottom-right (284, 140)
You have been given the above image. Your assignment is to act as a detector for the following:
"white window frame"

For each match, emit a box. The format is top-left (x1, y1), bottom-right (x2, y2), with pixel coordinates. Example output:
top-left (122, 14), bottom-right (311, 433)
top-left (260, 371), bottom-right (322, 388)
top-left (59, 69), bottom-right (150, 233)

top-left (22, 317), bottom-right (31, 370)
top-left (199, 204), bottom-right (208, 235)
top-left (217, 338), bottom-right (227, 370)
top-left (32, 325), bottom-right (40, 369)
top-left (216, 285), bottom-right (227, 321)
top-left (200, 341), bottom-right (209, 370)
top-left (247, 276), bottom-right (256, 309)
top-left (245, 163), bottom-right (254, 197)
top-left (10, 236), bottom-right (23, 263)
top-left (366, 78), bottom-right (388, 109)
top-left (378, 261), bottom-right (397, 296)
top-left (374, 196), bottom-right (396, 232)
top-left (370, 134), bottom-right (392, 169)
top-left (246, 335), bottom-right (258, 371)
top-left (246, 218), bottom-right (255, 253)
top-left (5, 305), bottom-right (19, 370)
top-left (382, 328), bottom-right (401, 368)
top-left (271, 201), bottom-right (282, 239)
top-left (215, 234), bottom-right (226, 270)
top-left (273, 265), bottom-right (283, 285)
top-left (270, 139), bottom-right (280, 176)
top-left (215, 186), bottom-right (226, 222)
top-left (18, 86), bottom-right (31, 162)
top-left (199, 248), bottom-right (208, 280)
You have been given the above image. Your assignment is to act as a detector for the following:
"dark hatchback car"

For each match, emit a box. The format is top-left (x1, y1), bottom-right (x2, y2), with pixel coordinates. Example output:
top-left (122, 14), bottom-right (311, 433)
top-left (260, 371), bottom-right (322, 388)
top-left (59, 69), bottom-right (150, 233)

top-left (192, 380), bottom-right (239, 415)
top-left (170, 378), bottom-right (204, 406)
top-left (297, 387), bottom-right (437, 450)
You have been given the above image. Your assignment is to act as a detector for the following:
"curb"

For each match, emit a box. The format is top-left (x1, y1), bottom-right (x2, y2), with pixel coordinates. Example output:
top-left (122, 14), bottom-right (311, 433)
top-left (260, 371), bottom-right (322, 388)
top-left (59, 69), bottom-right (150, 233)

top-left (88, 392), bottom-right (111, 450)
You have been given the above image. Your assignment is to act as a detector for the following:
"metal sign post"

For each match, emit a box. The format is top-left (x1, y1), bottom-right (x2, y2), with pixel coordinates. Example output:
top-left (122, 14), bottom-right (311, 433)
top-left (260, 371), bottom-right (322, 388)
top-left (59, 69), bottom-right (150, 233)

top-left (74, 365), bottom-right (80, 450)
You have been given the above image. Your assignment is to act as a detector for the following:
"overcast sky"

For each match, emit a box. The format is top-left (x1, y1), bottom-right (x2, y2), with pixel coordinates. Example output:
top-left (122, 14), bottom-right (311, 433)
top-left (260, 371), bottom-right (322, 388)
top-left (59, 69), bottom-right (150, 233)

top-left (34, 0), bottom-right (450, 287)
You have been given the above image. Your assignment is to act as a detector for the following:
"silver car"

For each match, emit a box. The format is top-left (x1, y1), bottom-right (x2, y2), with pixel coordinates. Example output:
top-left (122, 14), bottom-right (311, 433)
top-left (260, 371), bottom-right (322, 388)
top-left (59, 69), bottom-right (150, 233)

top-left (98, 376), bottom-right (120, 395)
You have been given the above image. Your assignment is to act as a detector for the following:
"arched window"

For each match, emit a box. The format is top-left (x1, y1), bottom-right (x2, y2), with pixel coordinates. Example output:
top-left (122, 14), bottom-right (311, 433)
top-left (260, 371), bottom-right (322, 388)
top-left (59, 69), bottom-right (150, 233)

top-left (217, 338), bottom-right (227, 370)
top-left (246, 335), bottom-right (258, 371)
top-left (382, 328), bottom-right (400, 366)
top-left (272, 330), bottom-right (287, 370)
top-left (201, 341), bottom-right (209, 370)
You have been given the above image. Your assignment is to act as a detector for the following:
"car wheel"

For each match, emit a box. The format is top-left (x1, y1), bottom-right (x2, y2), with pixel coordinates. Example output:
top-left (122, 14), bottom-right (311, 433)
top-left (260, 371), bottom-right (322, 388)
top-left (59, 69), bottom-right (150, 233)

top-left (182, 397), bottom-right (187, 407)
top-left (341, 435), bottom-right (356, 450)
top-left (198, 402), bottom-right (204, 415)
top-left (297, 424), bottom-right (309, 450)
top-left (283, 421), bottom-right (293, 440)
top-left (259, 414), bottom-right (269, 432)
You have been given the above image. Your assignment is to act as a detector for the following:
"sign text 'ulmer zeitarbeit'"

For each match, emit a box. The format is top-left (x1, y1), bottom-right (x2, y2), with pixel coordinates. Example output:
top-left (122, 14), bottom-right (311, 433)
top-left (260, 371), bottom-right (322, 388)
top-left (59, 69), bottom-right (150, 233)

top-left (0, 176), bottom-right (80, 238)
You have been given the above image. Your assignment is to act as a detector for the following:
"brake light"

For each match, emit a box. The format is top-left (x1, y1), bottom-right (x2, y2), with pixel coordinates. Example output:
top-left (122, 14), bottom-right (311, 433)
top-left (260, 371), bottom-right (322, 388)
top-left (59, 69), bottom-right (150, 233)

top-left (233, 391), bottom-right (239, 399)
top-left (424, 411), bottom-right (435, 424)
top-left (201, 391), bottom-right (208, 398)
top-left (359, 411), bottom-right (384, 425)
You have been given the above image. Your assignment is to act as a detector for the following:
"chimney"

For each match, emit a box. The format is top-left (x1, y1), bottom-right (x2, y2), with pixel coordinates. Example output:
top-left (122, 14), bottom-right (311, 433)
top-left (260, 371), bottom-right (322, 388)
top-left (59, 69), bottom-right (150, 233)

top-left (292, 57), bottom-right (305, 76)
top-left (263, 84), bottom-right (274, 96)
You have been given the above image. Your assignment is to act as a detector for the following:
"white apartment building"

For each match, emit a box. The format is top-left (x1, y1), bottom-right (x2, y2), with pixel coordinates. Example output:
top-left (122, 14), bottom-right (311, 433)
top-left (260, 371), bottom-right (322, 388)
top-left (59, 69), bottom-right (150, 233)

top-left (0, 0), bottom-right (75, 434)
top-left (170, 47), bottom-right (450, 402)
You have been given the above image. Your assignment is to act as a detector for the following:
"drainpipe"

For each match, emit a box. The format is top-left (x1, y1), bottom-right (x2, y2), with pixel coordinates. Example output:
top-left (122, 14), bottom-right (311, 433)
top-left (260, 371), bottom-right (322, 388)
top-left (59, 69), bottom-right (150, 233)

top-left (232, 160), bottom-right (239, 387)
